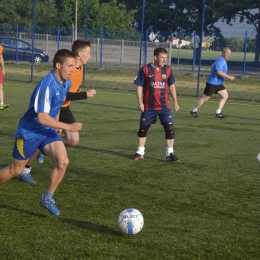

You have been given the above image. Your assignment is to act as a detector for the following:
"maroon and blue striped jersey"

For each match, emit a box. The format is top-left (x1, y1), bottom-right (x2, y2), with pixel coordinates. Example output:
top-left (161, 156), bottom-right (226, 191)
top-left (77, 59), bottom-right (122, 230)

top-left (134, 63), bottom-right (175, 111)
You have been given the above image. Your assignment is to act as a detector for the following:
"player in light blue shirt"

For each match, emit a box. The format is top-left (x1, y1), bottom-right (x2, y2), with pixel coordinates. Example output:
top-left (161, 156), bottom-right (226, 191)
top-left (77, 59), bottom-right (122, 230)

top-left (0, 49), bottom-right (82, 215)
top-left (190, 47), bottom-right (235, 118)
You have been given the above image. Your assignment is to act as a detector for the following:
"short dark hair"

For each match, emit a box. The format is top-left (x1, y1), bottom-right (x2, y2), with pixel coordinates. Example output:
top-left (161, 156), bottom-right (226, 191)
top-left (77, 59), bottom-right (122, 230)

top-left (72, 40), bottom-right (91, 55)
top-left (154, 47), bottom-right (168, 56)
top-left (53, 49), bottom-right (75, 68)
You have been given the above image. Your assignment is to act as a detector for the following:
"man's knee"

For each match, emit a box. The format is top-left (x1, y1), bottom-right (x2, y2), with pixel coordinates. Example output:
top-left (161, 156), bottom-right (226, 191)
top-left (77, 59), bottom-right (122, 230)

top-left (56, 156), bottom-right (69, 170)
top-left (163, 122), bottom-right (175, 139)
top-left (62, 133), bottom-right (79, 147)
top-left (10, 164), bottom-right (26, 177)
top-left (66, 138), bottom-right (79, 147)
top-left (138, 125), bottom-right (150, 137)
top-left (202, 94), bottom-right (210, 101)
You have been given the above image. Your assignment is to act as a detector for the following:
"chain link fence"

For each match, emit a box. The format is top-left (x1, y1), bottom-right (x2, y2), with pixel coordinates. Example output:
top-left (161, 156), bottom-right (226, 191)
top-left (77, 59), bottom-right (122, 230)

top-left (0, 24), bottom-right (259, 81)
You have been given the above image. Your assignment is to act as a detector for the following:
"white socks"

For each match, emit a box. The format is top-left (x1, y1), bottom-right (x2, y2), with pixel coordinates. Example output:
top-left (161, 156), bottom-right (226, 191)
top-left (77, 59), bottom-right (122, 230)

top-left (137, 147), bottom-right (174, 156)
top-left (21, 166), bottom-right (31, 175)
top-left (216, 109), bottom-right (221, 114)
top-left (166, 148), bottom-right (174, 157)
top-left (192, 107), bottom-right (198, 112)
top-left (136, 147), bottom-right (145, 156)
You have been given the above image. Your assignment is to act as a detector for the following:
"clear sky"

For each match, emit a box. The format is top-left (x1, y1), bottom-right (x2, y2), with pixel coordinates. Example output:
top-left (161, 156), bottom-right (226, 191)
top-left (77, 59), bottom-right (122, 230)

top-left (215, 20), bottom-right (256, 37)
top-left (214, 9), bottom-right (257, 37)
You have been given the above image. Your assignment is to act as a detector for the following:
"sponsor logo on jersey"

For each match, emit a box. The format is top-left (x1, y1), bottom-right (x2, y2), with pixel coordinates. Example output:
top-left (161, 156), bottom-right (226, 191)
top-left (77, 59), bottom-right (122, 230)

top-left (150, 82), bottom-right (165, 88)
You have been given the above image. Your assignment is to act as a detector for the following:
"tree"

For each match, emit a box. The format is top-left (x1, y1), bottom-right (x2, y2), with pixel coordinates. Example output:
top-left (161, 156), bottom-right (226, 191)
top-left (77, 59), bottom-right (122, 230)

top-left (80, 0), bottom-right (135, 30)
top-left (129, 0), bottom-right (259, 64)
top-left (0, 0), bottom-right (21, 25)
top-left (217, 0), bottom-right (260, 65)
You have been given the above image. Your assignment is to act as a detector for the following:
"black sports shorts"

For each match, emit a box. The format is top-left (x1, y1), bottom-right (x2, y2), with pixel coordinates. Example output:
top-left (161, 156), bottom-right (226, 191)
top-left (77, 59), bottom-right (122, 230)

top-left (59, 106), bottom-right (75, 124)
top-left (204, 83), bottom-right (226, 96)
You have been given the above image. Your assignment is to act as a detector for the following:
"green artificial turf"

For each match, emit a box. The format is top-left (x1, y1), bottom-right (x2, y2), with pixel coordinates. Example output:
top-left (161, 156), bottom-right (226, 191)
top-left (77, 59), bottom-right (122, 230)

top-left (0, 77), bottom-right (259, 259)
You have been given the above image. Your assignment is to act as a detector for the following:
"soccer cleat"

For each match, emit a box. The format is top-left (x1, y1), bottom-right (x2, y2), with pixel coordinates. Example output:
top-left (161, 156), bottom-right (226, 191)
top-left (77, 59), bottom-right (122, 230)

top-left (40, 196), bottom-right (60, 215)
top-left (37, 152), bottom-right (44, 164)
top-left (215, 113), bottom-right (225, 118)
top-left (0, 104), bottom-right (9, 109)
top-left (166, 153), bottom-right (180, 163)
top-left (132, 153), bottom-right (144, 160)
top-left (190, 111), bottom-right (198, 117)
top-left (20, 173), bottom-right (37, 184)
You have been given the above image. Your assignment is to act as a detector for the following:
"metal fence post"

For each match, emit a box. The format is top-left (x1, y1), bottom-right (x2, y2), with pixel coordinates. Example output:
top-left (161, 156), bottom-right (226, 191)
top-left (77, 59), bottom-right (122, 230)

top-left (196, 0), bottom-right (206, 97)
top-left (31, 0), bottom-right (36, 82)
top-left (83, 0), bottom-right (89, 84)
top-left (120, 39), bottom-right (124, 64)
top-left (243, 30), bottom-right (248, 75)
top-left (100, 28), bottom-right (103, 69)
top-left (145, 29), bottom-right (148, 65)
top-left (139, 0), bottom-right (145, 70)
top-left (192, 31), bottom-right (196, 73)
top-left (57, 26), bottom-right (60, 51)
top-left (15, 24), bottom-right (18, 63)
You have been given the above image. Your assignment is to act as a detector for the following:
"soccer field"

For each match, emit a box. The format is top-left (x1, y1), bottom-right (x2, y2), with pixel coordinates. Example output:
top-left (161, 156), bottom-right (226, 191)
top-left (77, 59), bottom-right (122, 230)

top-left (0, 81), bottom-right (260, 259)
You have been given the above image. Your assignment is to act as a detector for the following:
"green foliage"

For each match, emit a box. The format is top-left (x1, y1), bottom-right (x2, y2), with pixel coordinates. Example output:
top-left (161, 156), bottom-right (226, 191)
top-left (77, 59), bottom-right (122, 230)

top-left (0, 0), bottom-right (136, 32)
top-left (87, 0), bottom-right (135, 30)
top-left (0, 75), bottom-right (260, 259)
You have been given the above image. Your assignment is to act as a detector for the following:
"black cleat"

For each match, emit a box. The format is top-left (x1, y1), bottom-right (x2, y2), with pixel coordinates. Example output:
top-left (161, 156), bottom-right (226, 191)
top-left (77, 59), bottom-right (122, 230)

top-left (215, 113), bottom-right (225, 118)
top-left (190, 111), bottom-right (198, 117)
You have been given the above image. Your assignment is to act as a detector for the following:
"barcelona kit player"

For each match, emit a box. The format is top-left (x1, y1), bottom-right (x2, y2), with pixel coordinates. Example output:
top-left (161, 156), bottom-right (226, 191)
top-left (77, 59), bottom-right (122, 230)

top-left (132, 47), bottom-right (180, 162)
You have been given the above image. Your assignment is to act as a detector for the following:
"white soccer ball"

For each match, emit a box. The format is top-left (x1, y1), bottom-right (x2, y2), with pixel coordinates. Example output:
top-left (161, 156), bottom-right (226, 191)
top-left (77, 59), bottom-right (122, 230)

top-left (118, 208), bottom-right (144, 235)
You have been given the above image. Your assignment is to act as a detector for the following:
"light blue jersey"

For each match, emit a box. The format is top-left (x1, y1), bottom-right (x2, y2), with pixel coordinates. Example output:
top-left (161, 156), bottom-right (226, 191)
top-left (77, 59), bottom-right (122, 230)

top-left (14, 70), bottom-right (71, 140)
top-left (206, 56), bottom-right (227, 85)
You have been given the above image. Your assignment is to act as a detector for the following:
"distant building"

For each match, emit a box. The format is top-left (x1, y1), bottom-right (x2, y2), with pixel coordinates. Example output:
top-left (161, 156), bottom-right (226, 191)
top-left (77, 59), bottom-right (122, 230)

top-left (172, 37), bottom-right (191, 47)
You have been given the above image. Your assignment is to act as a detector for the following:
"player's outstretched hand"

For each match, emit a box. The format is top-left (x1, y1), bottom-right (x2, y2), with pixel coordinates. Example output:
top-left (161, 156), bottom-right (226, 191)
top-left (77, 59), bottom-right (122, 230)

top-left (87, 89), bottom-right (96, 98)
top-left (69, 122), bottom-right (83, 132)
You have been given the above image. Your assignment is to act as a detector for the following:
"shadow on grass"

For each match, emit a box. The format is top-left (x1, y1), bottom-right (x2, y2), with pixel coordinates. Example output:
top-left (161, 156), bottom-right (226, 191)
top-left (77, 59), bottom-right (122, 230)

top-left (0, 204), bottom-right (47, 217)
top-left (71, 145), bottom-right (163, 162)
top-left (60, 218), bottom-right (123, 236)
top-left (76, 101), bottom-right (137, 111)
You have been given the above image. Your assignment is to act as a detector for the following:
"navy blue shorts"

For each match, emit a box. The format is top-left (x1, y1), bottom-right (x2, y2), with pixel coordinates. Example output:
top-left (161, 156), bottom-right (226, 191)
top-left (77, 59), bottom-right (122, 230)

top-left (13, 129), bottom-right (62, 160)
top-left (139, 109), bottom-right (173, 126)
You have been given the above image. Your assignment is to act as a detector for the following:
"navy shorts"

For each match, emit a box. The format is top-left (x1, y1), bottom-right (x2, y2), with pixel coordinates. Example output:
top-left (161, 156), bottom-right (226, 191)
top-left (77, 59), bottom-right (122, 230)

top-left (140, 108), bottom-right (173, 126)
top-left (204, 83), bottom-right (226, 96)
top-left (13, 129), bottom-right (62, 160)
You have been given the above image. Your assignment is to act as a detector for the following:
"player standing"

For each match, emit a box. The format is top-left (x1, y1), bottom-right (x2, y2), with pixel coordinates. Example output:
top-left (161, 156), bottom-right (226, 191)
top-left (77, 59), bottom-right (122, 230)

top-left (132, 47), bottom-right (180, 162)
